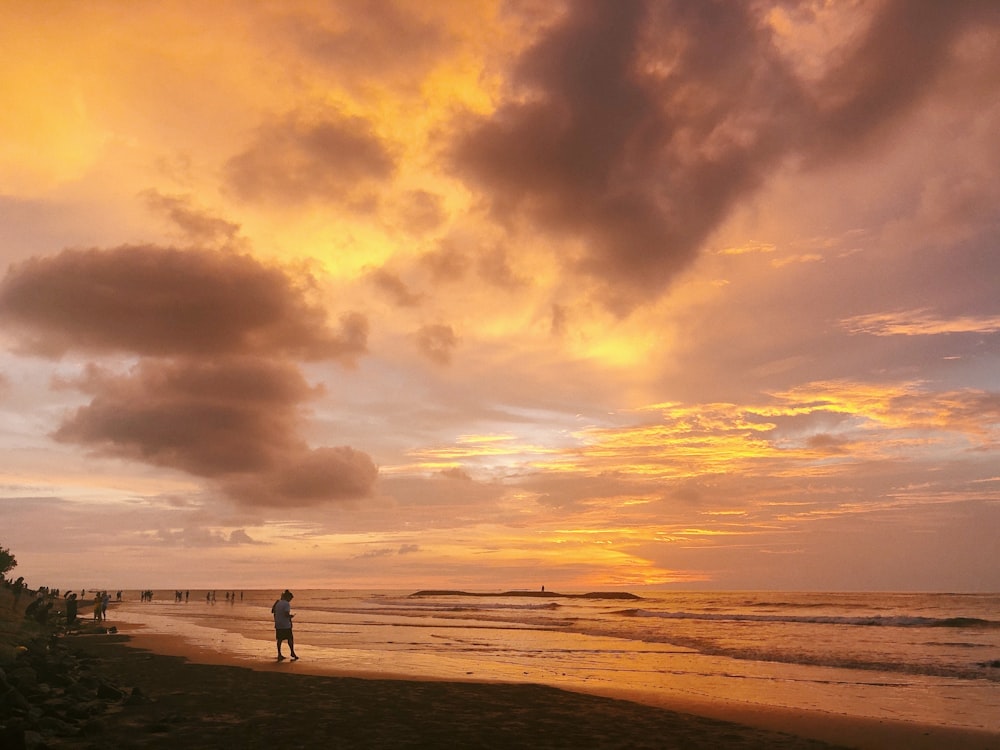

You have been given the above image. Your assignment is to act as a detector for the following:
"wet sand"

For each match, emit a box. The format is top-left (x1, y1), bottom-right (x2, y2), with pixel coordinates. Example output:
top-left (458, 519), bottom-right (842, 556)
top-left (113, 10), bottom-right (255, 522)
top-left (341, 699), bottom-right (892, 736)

top-left (58, 629), bottom-right (1000, 750)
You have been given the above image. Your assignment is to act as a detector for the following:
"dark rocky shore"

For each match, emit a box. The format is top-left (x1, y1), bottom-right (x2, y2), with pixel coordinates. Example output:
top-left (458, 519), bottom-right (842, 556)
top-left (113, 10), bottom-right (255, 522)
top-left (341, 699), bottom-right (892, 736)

top-left (0, 582), bottom-right (146, 749)
top-left (1, 631), bottom-right (145, 749)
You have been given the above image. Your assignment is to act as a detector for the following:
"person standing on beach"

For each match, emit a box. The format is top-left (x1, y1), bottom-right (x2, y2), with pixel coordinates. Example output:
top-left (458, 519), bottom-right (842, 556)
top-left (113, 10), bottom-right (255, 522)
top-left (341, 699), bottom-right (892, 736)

top-left (271, 589), bottom-right (299, 661)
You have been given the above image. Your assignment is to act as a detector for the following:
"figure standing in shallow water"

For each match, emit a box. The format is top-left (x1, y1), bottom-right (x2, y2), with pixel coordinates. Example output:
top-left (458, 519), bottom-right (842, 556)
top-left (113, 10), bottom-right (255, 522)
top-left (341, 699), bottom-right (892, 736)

top-left (271, 589), bottom-right (299, 661)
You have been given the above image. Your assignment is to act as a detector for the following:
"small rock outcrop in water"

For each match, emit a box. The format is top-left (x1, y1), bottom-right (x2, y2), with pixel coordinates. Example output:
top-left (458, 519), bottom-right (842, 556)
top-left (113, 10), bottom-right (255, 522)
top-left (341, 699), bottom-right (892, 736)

top-left (409, 590), bottom-right (641, 600)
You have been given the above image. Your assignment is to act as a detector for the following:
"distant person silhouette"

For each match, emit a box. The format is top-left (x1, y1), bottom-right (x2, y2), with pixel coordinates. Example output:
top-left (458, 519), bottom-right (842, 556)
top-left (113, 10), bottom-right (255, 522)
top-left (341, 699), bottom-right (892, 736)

top-left (271, 589), bottom-right (299, 661)
top-left (12, 577), bottom-right (24, 608)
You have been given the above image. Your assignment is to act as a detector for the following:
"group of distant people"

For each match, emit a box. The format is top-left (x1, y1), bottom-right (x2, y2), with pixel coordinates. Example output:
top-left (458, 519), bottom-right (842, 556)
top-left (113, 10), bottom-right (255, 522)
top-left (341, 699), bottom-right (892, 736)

top-left (8, 577), bottom-right (304, 663)
top-left (87, 591), bottom-right (111, 622)
top-left (201, 590), bottom-right (243, 604)
top-left (16, 587), bottom-right (111, 626)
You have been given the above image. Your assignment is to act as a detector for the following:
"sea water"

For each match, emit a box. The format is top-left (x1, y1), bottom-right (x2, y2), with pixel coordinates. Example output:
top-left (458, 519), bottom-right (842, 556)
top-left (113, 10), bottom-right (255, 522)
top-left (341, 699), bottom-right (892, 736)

top-left (109, 590), bottom-right (1000, 732)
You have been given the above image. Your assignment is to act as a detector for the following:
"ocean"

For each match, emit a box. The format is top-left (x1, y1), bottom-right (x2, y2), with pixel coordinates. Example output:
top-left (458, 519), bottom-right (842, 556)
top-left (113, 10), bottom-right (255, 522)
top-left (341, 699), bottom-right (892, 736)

top-left (108, 589), bottom-right (1000, 733)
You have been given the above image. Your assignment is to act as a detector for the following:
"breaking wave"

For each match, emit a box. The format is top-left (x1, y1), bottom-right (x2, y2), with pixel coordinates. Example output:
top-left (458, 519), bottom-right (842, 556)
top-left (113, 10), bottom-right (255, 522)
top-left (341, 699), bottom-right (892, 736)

top-left (615, 609), bottom-right (1000, 629)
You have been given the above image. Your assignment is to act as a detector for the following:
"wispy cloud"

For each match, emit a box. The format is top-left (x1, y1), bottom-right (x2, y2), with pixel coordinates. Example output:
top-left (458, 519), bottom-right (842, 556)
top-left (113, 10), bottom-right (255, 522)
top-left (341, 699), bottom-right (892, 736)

top-left (843, 309), bottom-right (1000, 336)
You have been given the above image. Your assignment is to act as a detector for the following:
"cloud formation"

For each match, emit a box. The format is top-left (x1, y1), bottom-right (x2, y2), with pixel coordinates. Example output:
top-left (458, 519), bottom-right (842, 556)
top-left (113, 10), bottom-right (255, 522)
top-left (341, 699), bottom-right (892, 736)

top-left (449, 0), bottom-right (992, 303)
top-left (154, 527), bottom-right (264, 547)
top-left (1, 2), bottom-right (998, 590)
top-left (0, 246), bottom-right (377, 507)
top-left (0, 245), bottom-right (367, 361)
top-left (415, 324), bottom-right (458, 365)
top-left (52, 358), bottom-right (315, 478)
top-left (270, 1), bottom-right (453, 83)
top-left (369, 267), bottom-right (422, 307)
top-left (225, 111), bottom-right (395, 208)
top-left (142, 191), bottom-right (242, 247)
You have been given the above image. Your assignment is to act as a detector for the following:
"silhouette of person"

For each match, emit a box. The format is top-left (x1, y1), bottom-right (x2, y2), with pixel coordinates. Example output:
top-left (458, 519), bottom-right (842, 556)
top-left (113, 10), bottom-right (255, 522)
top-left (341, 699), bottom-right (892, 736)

top-left (271, 589), bottom-right (298, 661)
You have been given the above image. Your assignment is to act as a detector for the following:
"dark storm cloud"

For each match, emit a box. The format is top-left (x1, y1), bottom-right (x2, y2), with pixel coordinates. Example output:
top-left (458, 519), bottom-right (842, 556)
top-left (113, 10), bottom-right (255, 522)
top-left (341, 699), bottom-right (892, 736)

top-left (48, 355), bottom-right (379, 508)
top-left (0, 245), bottom-right (378, 507)
top-left (0, 245), bottom-right (367, 363)
top-left (53, 358), bottom-right (314, 477)
top-left (449, 0), bottom-right (782, 299)
top-left (806, 0), bottom-right (994, 160)
top-left (225, 111), bottom-right (395, 206)
top-left (450, 0), bottom-right (994, 302)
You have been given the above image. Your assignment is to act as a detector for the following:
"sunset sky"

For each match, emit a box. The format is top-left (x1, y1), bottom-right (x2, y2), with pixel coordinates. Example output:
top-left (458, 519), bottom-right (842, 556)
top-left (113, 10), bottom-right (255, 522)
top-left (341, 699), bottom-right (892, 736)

top-left (2, 1), bottom-right (998, 592)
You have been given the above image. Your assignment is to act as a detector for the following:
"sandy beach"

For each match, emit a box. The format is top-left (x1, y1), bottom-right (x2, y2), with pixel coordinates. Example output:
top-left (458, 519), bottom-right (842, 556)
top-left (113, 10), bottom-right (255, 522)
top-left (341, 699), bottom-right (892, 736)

top-left (50, 628), bottom-right (1000, 750)
top-left (3, 586), bottom-right (999, 750)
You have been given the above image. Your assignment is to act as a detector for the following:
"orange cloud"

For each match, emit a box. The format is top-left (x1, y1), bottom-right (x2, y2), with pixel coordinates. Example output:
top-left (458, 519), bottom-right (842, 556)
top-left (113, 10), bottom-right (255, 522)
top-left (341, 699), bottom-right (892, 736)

top-left (531, 380), bottom-right (1000, 483)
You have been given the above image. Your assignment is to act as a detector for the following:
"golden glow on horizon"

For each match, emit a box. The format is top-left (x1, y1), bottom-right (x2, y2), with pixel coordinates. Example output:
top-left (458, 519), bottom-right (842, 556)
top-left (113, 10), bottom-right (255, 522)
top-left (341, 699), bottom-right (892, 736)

top-left (410, 443), bottom-right (556, 461)
top-left (456, 433), bottom-right (516, 444)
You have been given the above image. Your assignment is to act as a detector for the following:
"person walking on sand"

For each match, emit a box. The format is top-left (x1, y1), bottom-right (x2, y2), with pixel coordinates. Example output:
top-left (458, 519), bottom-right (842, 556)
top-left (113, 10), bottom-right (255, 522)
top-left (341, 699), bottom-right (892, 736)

top-left (271, 589), bottom-right (299, 661)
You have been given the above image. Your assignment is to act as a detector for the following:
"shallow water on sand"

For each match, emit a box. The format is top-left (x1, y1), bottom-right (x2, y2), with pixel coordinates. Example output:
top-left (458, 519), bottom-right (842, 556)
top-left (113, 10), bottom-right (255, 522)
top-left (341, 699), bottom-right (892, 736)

top-left (109, 590), bottom-right (1000, 732)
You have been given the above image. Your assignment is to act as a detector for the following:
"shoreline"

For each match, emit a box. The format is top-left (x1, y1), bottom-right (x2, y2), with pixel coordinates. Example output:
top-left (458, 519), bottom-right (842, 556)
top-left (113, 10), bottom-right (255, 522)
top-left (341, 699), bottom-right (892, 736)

top-left (4, 584), bottom-right (999, 750)
top-left (108, 624), bottom-right (1000, 750)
